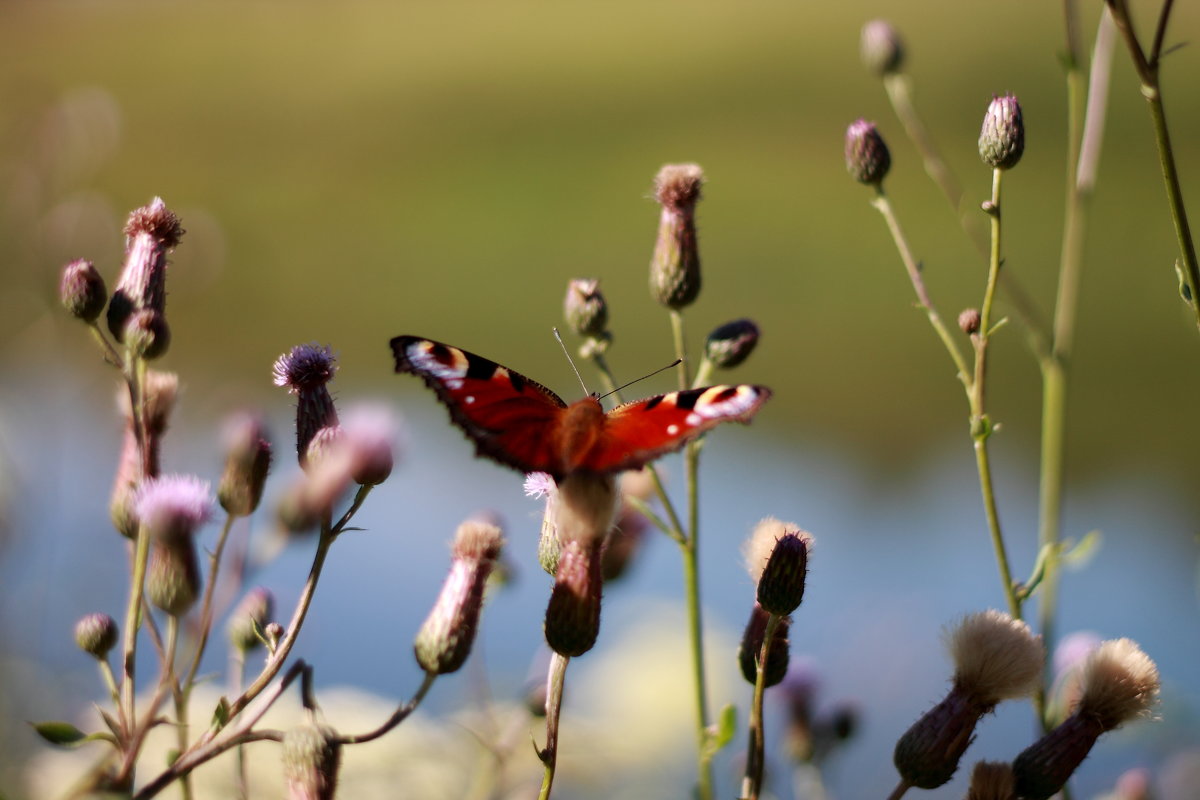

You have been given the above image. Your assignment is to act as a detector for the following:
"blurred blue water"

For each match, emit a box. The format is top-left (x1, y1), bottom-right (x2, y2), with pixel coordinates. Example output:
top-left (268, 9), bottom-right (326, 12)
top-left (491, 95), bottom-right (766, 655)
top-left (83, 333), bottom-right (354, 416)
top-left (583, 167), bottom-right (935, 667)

top-left (2, 361), bottom-right (1196, 798)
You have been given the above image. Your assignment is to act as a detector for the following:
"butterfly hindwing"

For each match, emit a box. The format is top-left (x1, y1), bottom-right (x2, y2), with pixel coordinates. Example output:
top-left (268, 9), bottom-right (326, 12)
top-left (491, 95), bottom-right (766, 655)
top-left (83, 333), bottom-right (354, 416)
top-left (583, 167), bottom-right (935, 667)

top-left (579, 384), bottom-right (772, 473)
top-left (390, 336), bottom-right (569, 474)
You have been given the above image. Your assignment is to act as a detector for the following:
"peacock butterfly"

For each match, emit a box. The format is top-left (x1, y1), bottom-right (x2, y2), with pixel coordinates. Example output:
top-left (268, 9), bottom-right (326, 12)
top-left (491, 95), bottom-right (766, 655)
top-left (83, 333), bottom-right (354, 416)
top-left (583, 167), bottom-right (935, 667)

top-left (390, 335), bottom-right (771, 481)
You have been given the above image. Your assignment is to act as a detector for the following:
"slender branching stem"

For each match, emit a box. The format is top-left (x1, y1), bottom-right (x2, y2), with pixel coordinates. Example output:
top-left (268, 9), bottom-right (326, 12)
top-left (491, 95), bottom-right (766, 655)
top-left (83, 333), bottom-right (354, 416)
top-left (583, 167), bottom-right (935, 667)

top-left (537, 653), bottom-right (570, 800)
top-left (164, 617), bottom-right (194, 800)
top-left (741, 614), bottom-right (780, 800)
top-left (185, 513), bottom-right (237, 690)
top-left (338, 672), bottom-right (438, 744)
top-left (120, 510), bottom-right (151, 741)
top-left (98, 658), bottom-right (121, 708)
top-left (88, 322), bottom-right (124, 368)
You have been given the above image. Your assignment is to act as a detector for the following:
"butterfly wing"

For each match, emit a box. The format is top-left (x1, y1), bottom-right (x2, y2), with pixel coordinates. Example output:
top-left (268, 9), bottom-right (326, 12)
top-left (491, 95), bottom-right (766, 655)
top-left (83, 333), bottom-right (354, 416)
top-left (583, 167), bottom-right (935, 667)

top-left (391, 336), bottom-right (569, 474)
top-left (576, 384), bottom-right (772, 473)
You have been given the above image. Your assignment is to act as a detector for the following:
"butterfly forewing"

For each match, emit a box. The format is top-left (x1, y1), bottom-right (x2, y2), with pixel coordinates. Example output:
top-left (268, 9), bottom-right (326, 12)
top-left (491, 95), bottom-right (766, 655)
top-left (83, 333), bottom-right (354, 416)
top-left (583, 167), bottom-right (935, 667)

top-left (390, 336), bottom-right (569, 474)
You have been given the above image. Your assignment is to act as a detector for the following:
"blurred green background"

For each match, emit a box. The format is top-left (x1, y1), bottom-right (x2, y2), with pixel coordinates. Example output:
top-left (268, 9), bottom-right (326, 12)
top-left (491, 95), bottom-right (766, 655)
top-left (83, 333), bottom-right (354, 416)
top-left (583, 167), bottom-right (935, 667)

top-left (2, 1), bottom-right (1199, 797)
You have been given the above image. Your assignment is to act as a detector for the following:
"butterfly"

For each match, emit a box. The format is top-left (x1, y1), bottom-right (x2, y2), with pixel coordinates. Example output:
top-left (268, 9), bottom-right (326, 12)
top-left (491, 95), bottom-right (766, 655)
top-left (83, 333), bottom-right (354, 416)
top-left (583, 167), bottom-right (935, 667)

top-left (390, 335), bottom-right (771, 481)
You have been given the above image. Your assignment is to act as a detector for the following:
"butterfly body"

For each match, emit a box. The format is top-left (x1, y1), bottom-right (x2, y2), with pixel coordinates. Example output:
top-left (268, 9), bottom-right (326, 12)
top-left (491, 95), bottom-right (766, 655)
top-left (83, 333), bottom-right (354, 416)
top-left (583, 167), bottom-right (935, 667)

top-left (391, 335), bottom-right (770, 481)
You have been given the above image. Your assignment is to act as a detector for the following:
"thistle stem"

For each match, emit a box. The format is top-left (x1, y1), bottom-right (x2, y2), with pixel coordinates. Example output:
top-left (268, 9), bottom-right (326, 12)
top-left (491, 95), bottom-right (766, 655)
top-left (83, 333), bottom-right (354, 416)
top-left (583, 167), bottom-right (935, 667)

top-left (338, 671), bottom-right (438, 744)
top-left (741, 614), bottom-right (780, 800)
top-left (537, 653), bottom-right (570, 800)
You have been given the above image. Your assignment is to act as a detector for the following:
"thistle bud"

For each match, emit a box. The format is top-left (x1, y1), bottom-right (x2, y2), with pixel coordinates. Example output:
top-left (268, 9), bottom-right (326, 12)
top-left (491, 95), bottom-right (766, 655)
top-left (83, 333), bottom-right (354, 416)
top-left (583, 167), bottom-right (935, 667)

top-left (958, 308), bottom-right (982, 335)
top-left (264, 622), bottom-right (285, 650)
top-left (737, 603), bottom-right (790, 687)
top-left (282, 719), bottom-right (342, 800)
top-left (75, 613), bottom-right (119, 659)
top-left (60, 259), bottom-right (108, 323)
top-left (845, 120), bottom-right (891, 186)
top-left (136, 475), bottom-right (213, 616)
top-left (106, 198), bottom-right (183, 341)
top-left (218, 413), bottom-right (272, 517)
top-left (123, 309), bottom-right (170, 360)
top-left (894, 611), bottom-right (1043, 789)
top-left (965, 761), bottom-right (1016, 800)
top-left (649, 163), bottom-right (704, 309)
top-left (543, 538), bottom-right (604, 657)
top-left (414, 520), bottom-right (505, 675)
top-left (227, 587), bottom-right (274, 652)
top-left (744, 517), bottom-right (812, 616)
top-left (564, 278), bottom-right (609, 338)
top-left (979, 94), bottom-right (1025, 170)
top-left (273, 344), bottom-right (339, 468)
top-left (860, 20), bottom-right (905, 76)
top-left (705, 319), bottom-right (760, 369)
top-left (1012, 639), bottom-right (1159, 800)
top-left (341, 405), bottom-right (397, 486)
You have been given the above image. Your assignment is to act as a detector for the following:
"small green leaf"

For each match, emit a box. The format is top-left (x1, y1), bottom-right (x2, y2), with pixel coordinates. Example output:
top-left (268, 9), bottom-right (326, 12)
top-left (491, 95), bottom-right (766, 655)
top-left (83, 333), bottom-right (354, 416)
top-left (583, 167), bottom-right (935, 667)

top-left (30, 721), bottom-right (87, 746)
top-left (1063, 529), bottom-right (1102, 567)
top-left (212, 697), bottom-right (230, 729)
top-left (714, 704), bottom-right (737, 749)
top-left (97, 708), bottom-right (122, 740)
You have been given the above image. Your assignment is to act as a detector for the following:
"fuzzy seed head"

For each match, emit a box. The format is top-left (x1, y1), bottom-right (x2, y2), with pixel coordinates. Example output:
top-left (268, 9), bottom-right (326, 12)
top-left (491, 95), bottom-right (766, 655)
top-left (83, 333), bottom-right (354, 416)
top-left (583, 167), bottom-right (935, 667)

top-left (965, 761), bottom-right (1016, 800)
top-left (228, 587), bottom-right (275, 652)
top-left (654, 163), bottom-right (704, 210)
top-left (282, 720), bottom-right (342, 800)
top-left (949, 609), bottom-right (1044, 705)
top-left (845, 119), bottom-right (892, 185)
top-left (74, 613), bottom-right (119, 659)
top-left (564, 278), bottom-right (610, 338)
top-left (979, 94), bottom-right (1025, 170)
top-left (124, 197), bottom-right (184, 246)
top-left (958, 308), bottom-right (982, 335)
top-left (705, 318), bottom-right (761, 369)
top-left (737, 603), bottom-right (790, 688)
top-left (1077, 638), bottom-right (1159, 729)
top-left (861, 20), bottom-right (905, 76)
top-left (60, 259), bottom-right (108, 322)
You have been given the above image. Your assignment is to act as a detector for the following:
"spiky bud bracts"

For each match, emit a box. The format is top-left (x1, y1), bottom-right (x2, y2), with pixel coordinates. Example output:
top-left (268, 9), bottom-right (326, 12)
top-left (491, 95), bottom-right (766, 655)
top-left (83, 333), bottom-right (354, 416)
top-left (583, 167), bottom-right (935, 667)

top-left (744, 517), bottom-right (812, 616)
top-left (60, 259), bottom-right (107, 323)
top-left (979, 95), bottom-right (1025, 170)
top-left (413, 520), bottom-right (505, 675)
top-left (845, 120), bottom-right (891, 186)
top-left (705, 319), bottom-right (761, 369)
top-left (218, 413), bottom-right (273, 517)
top-left (649, 163), bottom-right (704, 309)
top-left (543, 538), bottom-right (604, 658)
top-left (1012, 639), bottom-right (1159, 800)
top-left (75, 613), bottom-right (119, 659)
top-left (893, 611), bottom-right (1043, 789)
top-left (282, 720), bottom-right (342, 800)
top-left (737, 603), bottom-right (790, 688)
top-left (273, 344), bottom-right (340, 468)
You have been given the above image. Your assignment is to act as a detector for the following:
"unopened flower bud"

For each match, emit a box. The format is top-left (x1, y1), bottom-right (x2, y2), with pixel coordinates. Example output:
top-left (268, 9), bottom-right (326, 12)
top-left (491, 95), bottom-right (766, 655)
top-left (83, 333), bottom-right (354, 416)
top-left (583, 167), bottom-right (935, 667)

top-left (107, 198), bottom-right (183, 341)
top-left (965, 761), bottom-right (1016, 800)
top-left (228, 587), bottom-right (274, 652)
top-left (649, 163), bottom-right (704, 309)
top-left (705, 319), bottom-right (760, 369)
top-left (745, 517), bottom-right (812, 616)
top-left (282, 719), bottom-right (342, 800)
top-left (60, 259), bottom-right (107, 322)
top-left (75, 613), bottom-right (118, 659)
top-left (861, 20), bottom-right (905, 76)
top-left (1013, 639), bottom-right (1159, 800)
top-left (543, 538), bottom-right (604, 657)
top-left (737, 603), bottom-right (790, 687)
top-left (845, 120), bottom-right (891, 185)
top-left (958, 308), bottom-right (982, 335)
top-left (123, 309), bottom-right (170, 360)
top-left (342, 405), bottom-right (397, 486)
top-left (264, 622), bottom-right (285, 650)
top-left (273, 344), bottom-right (339, 468)
top-left (564, 278), bottom-right (609, 338)
top-left (218, 413), bottom-right (272, 517)
top-left (979, 94), bottom-right (1025, 170)
top-left (894, 610), bottom-right (1043, 789)
top-left (414, 520), bottom-right (505, 674)
top-left (136, 475), bottom-right (212, 616)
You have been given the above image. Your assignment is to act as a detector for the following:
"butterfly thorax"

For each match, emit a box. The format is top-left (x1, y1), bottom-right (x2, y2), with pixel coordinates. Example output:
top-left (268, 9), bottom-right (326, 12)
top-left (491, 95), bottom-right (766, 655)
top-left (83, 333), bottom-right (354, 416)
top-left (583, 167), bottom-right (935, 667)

top-left (558, 397), bottom-right (606, 474)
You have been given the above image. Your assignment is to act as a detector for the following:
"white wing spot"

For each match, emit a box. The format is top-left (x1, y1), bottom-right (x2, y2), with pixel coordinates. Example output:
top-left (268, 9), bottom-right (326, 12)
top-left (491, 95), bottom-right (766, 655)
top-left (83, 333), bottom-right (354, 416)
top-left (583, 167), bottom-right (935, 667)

top-left (667, 424), bottom-right (679, 435)
top-left (686, 413), bottom-right (701, 426)
top-left (465, 396), bottom-right (475, 404)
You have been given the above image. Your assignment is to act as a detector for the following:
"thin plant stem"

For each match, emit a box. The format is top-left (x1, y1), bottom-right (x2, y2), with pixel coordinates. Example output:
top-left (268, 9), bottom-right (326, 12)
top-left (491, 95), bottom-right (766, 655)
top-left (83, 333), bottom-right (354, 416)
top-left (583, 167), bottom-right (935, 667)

top-left (98, 658), bottom-right (121, 708)
top-left (184, 513), bottom-right (237, 689)
top-left (338, 672), bottom-right (438, 744)
top-left (886, 780), bottom-right (912, 800)
top-left (119, 509), bottom-right (151, 742)
top-left (88, 321), bottom-right (124, 368)
top-left (741, 614), bottom-right (780, 800)
top-left (537, 653), bottom-right (570, 800)
top-left (691, 355), bottom-right (715, 389)
top-left (164, 617), bottom-right (194, 800)
top-left (231, 649), bottom-right (249, 800)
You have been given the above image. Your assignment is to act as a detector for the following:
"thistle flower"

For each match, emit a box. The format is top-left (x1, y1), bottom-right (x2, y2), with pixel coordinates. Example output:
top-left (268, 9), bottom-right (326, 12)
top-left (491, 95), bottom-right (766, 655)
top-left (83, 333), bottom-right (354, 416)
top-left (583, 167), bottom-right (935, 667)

top-left (649, 163), bottom-right (704, 309)
top-left (1012, 639), bottom-right (1159, 800)
top-left (414, 519), bottom-right (505, 674)
top-left (965, 761), bottom-right (1016, 800)
top-left (705, 319), bottom-right (760, 369)
top-left (136, 475), bottom-right (213, 616)
top-left (893, 610), bottom-right (1044, 789)
top-left (110, 371), bottom-right (179, 537)
top-left (979, 94), bottom-right (1025, 170)
top-left (227, 587), bottom-right (274, 653)
top-left (744, 517), bottom-right (812, 616)
top-left (218, 412), bottom-right (273, 517)
top-left (861, 20), bottom-right (905, 76)
top-left (59, 259), bottom-right (107, 323)
top-left (543, 538), bottom-right (604, 658)
top-left (282, 719), bottom-right (342, 800)
top-left (845, 120), bottom-right (891, 186)
top-left (74, 613), bottom-right (118, 659)
top-left (106, 198), bottom-right (184, 341)
top-left (273, 344), bottom-right (339, 468)
top-left (564, 278), bottom-right (609, 339)
top-left (737, 603), bottom-right (790, 687)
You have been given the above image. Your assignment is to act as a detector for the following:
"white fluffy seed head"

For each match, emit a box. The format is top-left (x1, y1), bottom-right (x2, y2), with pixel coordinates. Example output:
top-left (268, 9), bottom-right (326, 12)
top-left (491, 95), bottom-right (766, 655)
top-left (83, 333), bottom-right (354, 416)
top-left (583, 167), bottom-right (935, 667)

top-left (744, 517), bottom-right (792, 582)
top-left (1078, 638), bottom-right (1160, 730)
top-left (949, 610), bottom-right (1045, 705)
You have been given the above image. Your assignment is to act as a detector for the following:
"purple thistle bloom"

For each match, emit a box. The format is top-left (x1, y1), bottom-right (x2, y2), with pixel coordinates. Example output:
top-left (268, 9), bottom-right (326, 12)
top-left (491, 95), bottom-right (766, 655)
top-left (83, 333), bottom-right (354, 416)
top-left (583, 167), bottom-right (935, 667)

top-left (134, 474), bottom-right (214, 540)
top-left (273, 343), bottom-right (338, 394)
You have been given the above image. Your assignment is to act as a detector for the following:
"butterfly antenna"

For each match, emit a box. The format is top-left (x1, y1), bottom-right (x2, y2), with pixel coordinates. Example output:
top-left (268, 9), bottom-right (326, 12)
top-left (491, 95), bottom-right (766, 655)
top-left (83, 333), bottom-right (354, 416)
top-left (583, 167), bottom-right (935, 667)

top-left (553, 327), bottom-right (591, 396)
top-left (597, 358), bottom-right (683, 401)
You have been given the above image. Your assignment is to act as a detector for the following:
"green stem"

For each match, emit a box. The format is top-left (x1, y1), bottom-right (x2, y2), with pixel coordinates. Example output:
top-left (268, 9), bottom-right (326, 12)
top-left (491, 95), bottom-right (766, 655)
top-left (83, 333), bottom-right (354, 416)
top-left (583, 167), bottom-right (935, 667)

top-left (741, 614), bottom-right (780, 800)
top-left (338, 672), bottom-right (438, 744)
top-left (669, 310), bottom-right (691, 389)
top-left (165, 617), bottom-right (193, 800)
top-left (537, 653), bottom-right (570, 800)
top-left (119, 500), bottom-right (151, 741)
top-left (681, 536), bottom-right (713, 800)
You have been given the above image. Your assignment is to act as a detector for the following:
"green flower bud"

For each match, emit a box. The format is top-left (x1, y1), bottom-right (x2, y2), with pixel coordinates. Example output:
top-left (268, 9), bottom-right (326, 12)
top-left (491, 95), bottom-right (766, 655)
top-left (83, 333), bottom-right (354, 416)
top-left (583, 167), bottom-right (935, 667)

top-left (75, 613), bottom-right (119, 659)
top-left (979, 94), bottom-right (1025, 170)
